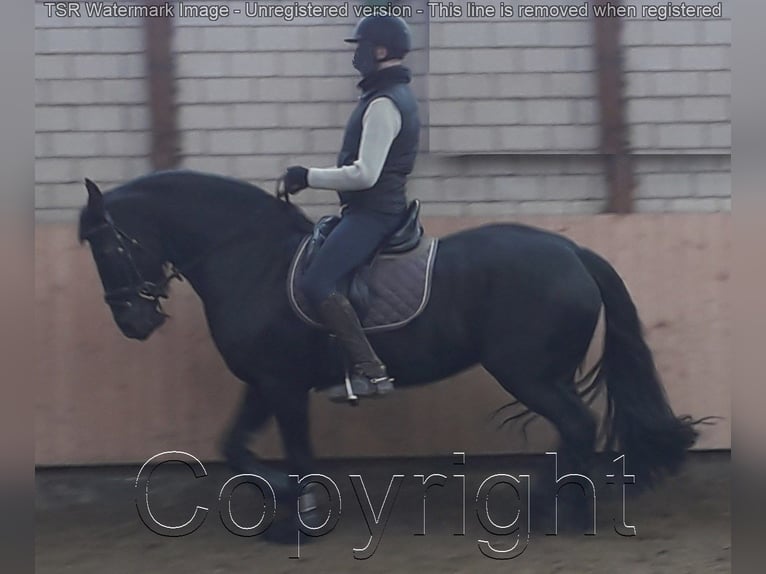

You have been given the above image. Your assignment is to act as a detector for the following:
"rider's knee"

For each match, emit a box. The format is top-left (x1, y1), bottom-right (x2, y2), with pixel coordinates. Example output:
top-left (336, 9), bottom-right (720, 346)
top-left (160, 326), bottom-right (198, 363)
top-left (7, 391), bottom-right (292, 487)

top-left (299, 273), bottom-right (332, 308)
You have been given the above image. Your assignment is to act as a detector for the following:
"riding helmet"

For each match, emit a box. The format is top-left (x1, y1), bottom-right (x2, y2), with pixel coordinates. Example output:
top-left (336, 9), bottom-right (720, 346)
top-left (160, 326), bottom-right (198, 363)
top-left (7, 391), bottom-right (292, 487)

top-left (344, 15), bottom-right (412, 60)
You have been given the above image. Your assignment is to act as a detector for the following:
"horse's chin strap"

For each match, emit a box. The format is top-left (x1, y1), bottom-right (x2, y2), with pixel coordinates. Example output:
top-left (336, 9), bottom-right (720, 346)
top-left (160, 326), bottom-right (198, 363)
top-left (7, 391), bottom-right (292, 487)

top-left (104, 272), bottom-right (179, 317)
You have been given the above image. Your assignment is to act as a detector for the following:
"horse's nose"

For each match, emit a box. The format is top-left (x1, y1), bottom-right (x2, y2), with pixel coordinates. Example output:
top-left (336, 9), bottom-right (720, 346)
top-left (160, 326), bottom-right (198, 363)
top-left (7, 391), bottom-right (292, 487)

top-left (115, 316), bottom-right (149, 340)
top-left (112, 306), bottom-right (153, 340)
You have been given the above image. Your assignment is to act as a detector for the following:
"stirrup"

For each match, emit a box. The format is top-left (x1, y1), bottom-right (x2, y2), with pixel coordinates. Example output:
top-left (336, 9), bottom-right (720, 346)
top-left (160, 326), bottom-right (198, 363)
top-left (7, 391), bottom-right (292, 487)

top-left (368, 375), bottom-right (395, 395)
top-left (328, 371), bottom-right (395, 405)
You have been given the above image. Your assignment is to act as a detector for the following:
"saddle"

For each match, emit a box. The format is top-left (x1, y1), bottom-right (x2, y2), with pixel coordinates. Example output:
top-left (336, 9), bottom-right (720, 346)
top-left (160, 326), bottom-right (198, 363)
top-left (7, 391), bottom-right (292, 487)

top-left (288, 200), bottom-right (439, 333)
top-left (306, 199), bottom-right (424, 261)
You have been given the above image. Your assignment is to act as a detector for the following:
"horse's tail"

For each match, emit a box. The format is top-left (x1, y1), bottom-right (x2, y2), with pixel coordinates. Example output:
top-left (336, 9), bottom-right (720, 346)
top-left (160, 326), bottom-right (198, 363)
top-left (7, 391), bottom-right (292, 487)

top-left (575, 247), bottom-right (701, 487)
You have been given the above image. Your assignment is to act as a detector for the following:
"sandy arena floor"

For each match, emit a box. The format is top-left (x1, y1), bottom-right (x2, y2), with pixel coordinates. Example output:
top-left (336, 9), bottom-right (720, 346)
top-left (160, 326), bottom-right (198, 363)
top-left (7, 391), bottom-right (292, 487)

top-left (36, 452), bottom-right (730, 573)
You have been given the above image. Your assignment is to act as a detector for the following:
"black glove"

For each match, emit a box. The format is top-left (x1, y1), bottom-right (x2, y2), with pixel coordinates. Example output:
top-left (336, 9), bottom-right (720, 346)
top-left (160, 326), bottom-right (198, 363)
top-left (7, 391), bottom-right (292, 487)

top-left (282, 166), bottom-right (309, 195)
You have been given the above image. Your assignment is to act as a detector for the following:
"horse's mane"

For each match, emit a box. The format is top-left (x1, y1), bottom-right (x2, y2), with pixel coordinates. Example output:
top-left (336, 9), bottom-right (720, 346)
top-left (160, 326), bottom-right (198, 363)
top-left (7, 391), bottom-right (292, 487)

top-left (79, 169), bottom-right (315, 240)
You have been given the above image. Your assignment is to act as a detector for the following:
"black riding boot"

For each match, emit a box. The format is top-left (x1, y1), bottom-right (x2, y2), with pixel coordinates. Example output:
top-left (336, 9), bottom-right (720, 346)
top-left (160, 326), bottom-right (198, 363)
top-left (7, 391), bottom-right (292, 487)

top-left (316, 292), bottom-right (394, 402)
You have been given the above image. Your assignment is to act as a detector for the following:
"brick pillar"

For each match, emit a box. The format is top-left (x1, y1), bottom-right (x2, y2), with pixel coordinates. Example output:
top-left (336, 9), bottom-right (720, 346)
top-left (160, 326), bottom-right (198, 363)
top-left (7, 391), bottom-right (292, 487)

top-left (143, 1), bottom-right (179, 170)
top-left (592, 1), bottom-right (635, 213)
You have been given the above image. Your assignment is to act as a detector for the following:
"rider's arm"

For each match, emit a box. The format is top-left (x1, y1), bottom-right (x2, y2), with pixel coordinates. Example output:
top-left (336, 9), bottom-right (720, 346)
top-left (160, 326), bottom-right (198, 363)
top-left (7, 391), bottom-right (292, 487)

top-left (307, 97), bottom-right (402, 191)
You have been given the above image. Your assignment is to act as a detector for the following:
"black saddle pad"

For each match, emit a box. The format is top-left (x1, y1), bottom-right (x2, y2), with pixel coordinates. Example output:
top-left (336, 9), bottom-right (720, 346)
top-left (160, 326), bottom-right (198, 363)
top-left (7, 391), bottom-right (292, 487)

top-left (287, 235), bottom-right (439, 333)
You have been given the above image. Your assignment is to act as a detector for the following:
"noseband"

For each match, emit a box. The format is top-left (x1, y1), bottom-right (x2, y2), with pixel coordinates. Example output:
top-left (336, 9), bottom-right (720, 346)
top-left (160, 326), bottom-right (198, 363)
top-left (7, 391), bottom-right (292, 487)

top-left (81, 212), bottom-right (182, 313)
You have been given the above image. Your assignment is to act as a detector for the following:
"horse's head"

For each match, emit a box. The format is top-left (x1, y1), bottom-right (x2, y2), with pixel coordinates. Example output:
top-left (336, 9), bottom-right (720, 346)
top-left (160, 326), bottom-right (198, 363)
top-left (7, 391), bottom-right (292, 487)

top-left (78, 179), bottom-right (172, 341)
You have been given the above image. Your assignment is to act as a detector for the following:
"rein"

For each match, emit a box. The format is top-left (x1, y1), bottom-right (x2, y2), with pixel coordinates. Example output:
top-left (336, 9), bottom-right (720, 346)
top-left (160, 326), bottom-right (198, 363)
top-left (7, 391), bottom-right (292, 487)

top-left (275, 175), bottom-right (291, 204)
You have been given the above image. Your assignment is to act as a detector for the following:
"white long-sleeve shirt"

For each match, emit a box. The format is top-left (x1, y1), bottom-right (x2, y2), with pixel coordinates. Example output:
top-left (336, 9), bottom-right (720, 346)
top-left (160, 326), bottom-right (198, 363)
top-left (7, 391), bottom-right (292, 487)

top-left (307, 97), bottom-right (402, 191)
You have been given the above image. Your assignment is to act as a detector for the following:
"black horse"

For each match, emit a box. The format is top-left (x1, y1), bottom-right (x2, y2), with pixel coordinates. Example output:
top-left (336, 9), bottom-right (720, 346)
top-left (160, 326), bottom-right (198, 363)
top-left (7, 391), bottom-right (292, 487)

top-left (78, 169), bottom-right (703, 530)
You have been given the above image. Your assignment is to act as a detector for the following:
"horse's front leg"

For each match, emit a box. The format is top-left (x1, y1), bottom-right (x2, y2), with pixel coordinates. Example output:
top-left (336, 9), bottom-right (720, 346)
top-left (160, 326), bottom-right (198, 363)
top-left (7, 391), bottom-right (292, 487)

top-left (220, 382), bottom-right (292, 493)
top-left (265, 378), bottom-right (328, 540)
top-left (270, 383), bottom-right (314, 479)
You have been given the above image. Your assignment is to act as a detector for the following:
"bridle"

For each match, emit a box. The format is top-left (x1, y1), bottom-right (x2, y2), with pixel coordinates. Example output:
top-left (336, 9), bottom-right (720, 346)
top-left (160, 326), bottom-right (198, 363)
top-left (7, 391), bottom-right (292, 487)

top-left (82, 179), bottom-right (292, 312)
top-left (81, 210), bottom-right (181, 314)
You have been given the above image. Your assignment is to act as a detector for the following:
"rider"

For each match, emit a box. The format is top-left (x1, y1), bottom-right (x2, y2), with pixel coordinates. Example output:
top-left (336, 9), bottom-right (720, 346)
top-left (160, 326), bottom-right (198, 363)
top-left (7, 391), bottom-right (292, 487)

top-left (281, 15), bottom-right (421, 401)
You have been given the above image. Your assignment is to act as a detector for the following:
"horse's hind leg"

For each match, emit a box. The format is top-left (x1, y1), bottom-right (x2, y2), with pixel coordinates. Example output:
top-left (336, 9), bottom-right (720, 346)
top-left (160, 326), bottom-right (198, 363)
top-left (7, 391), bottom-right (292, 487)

top-left (482, 353), bottom-right (599, 533)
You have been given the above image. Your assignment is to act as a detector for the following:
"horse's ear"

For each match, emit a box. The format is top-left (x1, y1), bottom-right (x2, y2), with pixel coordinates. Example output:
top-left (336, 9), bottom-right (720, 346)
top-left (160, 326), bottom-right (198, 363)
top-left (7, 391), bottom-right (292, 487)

top-left (85, 178), bottom-right (104, 213)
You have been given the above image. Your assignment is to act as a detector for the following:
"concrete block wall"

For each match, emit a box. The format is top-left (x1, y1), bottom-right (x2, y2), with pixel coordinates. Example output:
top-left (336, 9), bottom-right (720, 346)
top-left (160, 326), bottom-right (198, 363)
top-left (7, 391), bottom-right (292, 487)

top-left (34, 0), bottom-right (730, 219)
top-left (35, 3), bottom-right (150, 218)
top-left (622, 0), bottom-right (731, 153)
top-left (428, 10), bottom-right (598, 154)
